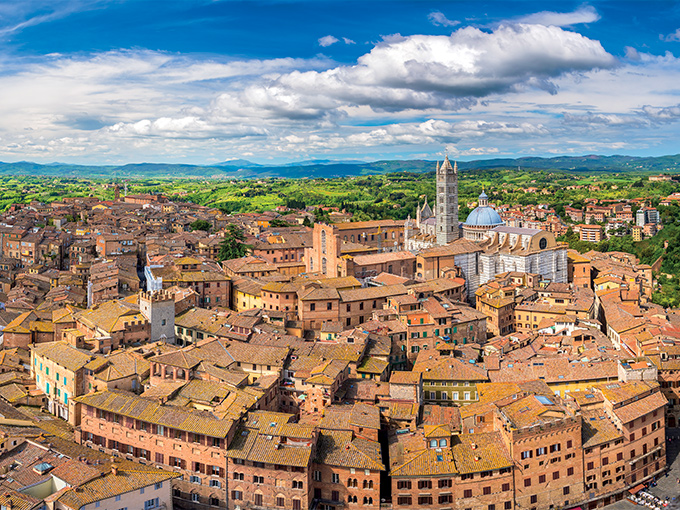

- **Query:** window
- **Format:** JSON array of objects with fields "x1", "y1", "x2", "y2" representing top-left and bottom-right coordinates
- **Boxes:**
[
  {"x1": 209, "y1": 480, "x2": 221, "y2": 488},
  {"x1": 524, "y1": 478, "x2": 531, "y2": 487},
  {"x1": 505, "y1": 502, "x2": 512, "y2": 510},
  {"x1": 567, "y1": 467, "x2": 574, "y2": 476},
  {"x1": 332, "y1": 491, "x2": 340, "y2": 502},
  {"x1": 438, "y1": 479, "x2": 452, "y2": 488},
  {"x1": 418, "y1": 496, "x2": 433, "y2": 505},
  {"x1": 231, "y1": 491, "x2": 243, "y2": 501},
  {"x1": 398, "y1": 497, "x2": 412, "y2": 506},
  {"x1": 483, "y1": 486, "x2": 491, "y2": 495},
  {"x1": 277, "y1": 497, "x2": 285, "y2": 507},
  {"x1": 144, "y1": 499, "x2": 159, "y2": 510},
  {"x1": 116, "y1": 496, "x2": 121, "y2": 502},
  {"x1": 531, "y1": 496, "x2": 537, "y2": 504},
  {"x1": 563, "y1": 487, "x2": 570, "y2": 495},
  {"x1": 552, "y1": 471, "x2": 560, "y2": 480},
  {"x1": 293, "y1": 499, "x2": 301, "y2": 510},
  {"x1": 502, "y1": 483, "x2": 510, "y2": 492},
  {"x1": 439, "y1": 495, "x2": 453, "y2": 504},
  {"x1": 313, "y1": 471, "x2": 322, "y2": 482},
  {"x1": 254, "y1": 494, "x2": 263, "y2": 506},
  {"x1": 154, "y1": 482, "x2": 163, "y2": 490},
  {"x1": 539, "y1": 474, "x2": 546, "y2": 483},
  {"x1": 418, "y1": 480, "x2": 432, "y2": 489},
  {"x1": 397, "y1": 480, "x2": 411, "y2": 489},
  {"x1": 292, "y1": 480, "x2": 304, "y2": 489},
  {"x1": 253, "y1": 475, "x2": 264, "y2": 484},
  {"x1": 332, "y1": 473, "x2": 339, "y2": 483},
  {"x1": 190, "y1": 476, "x2": 201, "y2": 484},
  {"x1": 521, "y1": 450, "x2": 532, "y2": 459},
  {"x1": 464, "y1": 489, "x2": 473, "y2": 498},
  {"x1": 191, "y1": 494, "x2": 199, "y2": 503}
]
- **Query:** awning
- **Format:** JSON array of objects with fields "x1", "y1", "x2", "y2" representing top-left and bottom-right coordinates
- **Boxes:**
[{"x1": 629, "y1": 484, "x2": 646, "y2": 495}]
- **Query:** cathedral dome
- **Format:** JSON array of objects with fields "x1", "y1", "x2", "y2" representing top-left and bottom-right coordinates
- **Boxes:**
[
  {"x1": 464, "y1": 191, "x2": 503, "y2": 227},
  {"x1": 464, "y1": 206, "x2": 503, "y2": 227}
]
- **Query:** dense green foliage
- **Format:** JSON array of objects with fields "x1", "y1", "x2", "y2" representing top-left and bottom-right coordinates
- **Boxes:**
[
  {"x1": 218, "y1": 225, "x2": 251, "y2": 261},
  {"x1": 189, "y1": 219, "x2": 212, "y2": 232}
]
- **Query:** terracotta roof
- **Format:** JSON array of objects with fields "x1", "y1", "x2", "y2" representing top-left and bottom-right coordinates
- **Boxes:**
[
  {"x1": 451, "y1": 432, "x2": 513, "y2": 474},
  {"x1": 76, "y1": 390, "x2": 235, "y2": 437},
  {"x1": 315, "y1": 430, "x2": 384, "y2": 470},
  {"x1": 31, "y1": 341, "x2": 94, "y2": 372},
  {"x1": 57, "y1": 467, "x2": 179, "y2": 509}
]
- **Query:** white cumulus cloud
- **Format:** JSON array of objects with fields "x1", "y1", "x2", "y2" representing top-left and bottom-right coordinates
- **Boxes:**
[
  {"x1": 516, "y1": 6, "x2": 600, "y2": 27},
  {"x1": 662, "y1": 28, "x2": 680, "y2": 42},
  {"x1": 318, "y1": 35, "x2": 339, "y2": 47},
  {"x1": 428, "y1": 11, "x2": 459, "y2": 27}
]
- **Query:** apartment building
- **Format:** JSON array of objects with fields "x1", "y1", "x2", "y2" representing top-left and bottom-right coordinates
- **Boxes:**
[{"x1": 76, "y1": 390, "x2": 237, "y2": 510}]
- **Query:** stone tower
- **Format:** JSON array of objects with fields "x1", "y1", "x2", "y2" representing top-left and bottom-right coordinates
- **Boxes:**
[
  {"x1": 436, "y1": 155, "x2": 459, "y2": 245},
  {"x1": 139, "y1": 290, "x2": 175, "y2": 344}
]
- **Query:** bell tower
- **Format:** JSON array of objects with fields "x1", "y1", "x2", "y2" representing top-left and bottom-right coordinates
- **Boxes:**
[{"x1": 436, "y1": 155, "x2": 459, "y2": 245}]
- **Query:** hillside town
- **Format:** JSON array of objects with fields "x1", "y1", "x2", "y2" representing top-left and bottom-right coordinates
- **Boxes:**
[{"x1": 0, "y1": 160, "x2": 678, "y2": 510}]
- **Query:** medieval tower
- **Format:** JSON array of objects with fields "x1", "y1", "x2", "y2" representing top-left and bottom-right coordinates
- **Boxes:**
[
  {"x1": 436, "y1": 155, "x2": 459, "y2": 245},
  {"x1": 139, "y1": 290, "x2": 176, "y2": 343}
]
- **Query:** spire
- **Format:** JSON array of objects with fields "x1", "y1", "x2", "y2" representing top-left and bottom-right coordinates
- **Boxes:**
[
  {"x1": 440, "y1": 155, "x2": 453, "y2": 171},
  {"x1": 453, "y1": 160, "x2": 458, "y2": 174},
  {"x1": 436, "y1": 161, "x2": 440, "y2": 172}
]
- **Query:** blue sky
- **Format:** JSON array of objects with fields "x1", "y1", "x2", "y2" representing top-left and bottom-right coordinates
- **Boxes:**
[{"x1": 1, "y1": 1, "x2": 680, "y2": 165}]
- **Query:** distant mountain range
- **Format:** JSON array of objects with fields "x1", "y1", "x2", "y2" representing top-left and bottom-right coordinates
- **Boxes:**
[{"x1": 1, "y1": 154, "x2": 678, "y2": 179}]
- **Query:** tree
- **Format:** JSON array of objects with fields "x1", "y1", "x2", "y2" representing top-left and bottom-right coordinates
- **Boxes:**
[
  {"x1": 218, "y1": 224, "x2": 251, "y2": 261},
  {"x1": 269, "y1": 219, "x2": 292, "y2": 228},
  {"x1": 190, "y1": 219, "x2": 212, "y2": 232}
]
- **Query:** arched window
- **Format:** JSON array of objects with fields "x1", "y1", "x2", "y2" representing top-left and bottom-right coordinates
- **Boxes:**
[
  {"x1": 368, "y1": 480, "x2": 373, "y2": 489},
  {"x1": 351, "y1": 235, "x2": 355, "y2": 242},
  {"x1": 369, "y1": 497, "x2": 373, "y2": 505},
  {"x1": 322, "y1": 257, "x2": 327, "y2": 275},
  {"x1": 321, "y1": 230, "x2": 327, "y2": 254},
  {"x1": 430, "y1": 439, "x2": 438, "y2": 447},
  {"x1": 363, "y1": 480, "x2": 368, "y2": 489},
  {"x1": 364, "y1": 497, "x2": 368, "y2": 505},
  {"x1": 439, "y1": 438, "x2": 447, "y2": 447}
]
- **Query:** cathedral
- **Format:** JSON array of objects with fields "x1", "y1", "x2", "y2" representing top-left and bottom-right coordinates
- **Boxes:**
[
  {"x1": 405, "y1": 155, "x2": 461, "y2": 251},
  {"x1": 405, "y1": 156, "x2": 567, "y2": 298}
]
